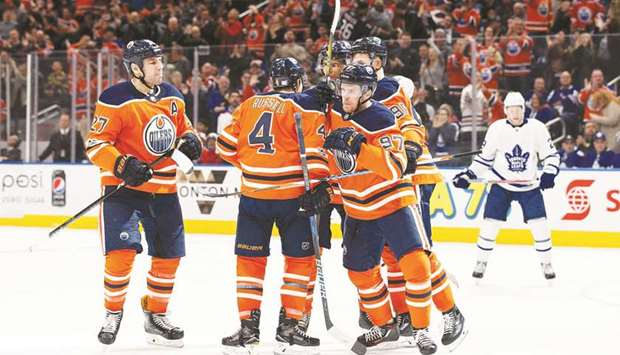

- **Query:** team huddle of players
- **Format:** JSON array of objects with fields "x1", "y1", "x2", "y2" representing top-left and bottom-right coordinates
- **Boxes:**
[
  {"x1": 215, "y1": 37, "x2": 467, "y2": 355},
  {"x1": 88, "y1": 34, "x2": 559, "y2": 354}
]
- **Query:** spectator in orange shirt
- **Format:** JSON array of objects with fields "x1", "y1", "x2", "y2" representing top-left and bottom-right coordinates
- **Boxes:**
[
  {"x1": 579, "y1": 69, "x2": 615, "y2": 121},
  {"x1": 199, "y1": 133, "x2": 224, "y2": 165}
]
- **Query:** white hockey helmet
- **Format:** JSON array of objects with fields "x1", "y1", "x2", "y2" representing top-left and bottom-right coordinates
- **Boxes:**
[{"x1": 504, "y1": 91, "x2": 525, "y2": 115}]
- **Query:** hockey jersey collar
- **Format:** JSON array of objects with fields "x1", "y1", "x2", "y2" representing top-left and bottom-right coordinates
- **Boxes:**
[{"x1": 506, "y1": 118, "x2": 528, "y2": 128}]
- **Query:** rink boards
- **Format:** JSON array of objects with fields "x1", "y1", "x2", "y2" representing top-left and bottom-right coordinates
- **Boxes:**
[{"x1": 1, "y1": 163, "x2": 619, "y2": 247}]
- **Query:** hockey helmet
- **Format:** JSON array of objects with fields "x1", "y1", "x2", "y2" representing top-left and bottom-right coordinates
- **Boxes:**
[{"x1": 271, "y1": 57, "x2": 305, "y2": 91}]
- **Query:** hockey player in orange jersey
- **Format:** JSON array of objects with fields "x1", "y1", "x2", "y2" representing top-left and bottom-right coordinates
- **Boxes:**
[
  {"x1": 350, "y1": 37, "x2": 467, "y2": 351},
  {"x1": 87, "y1": 40, "x2": 202, "y2": 347},
  {"x1": 217, "y1": 57, "x2": 330, "y2": 355},
  {"x1": 308, "y1": 63, "x2": 437, "y2": 353}
]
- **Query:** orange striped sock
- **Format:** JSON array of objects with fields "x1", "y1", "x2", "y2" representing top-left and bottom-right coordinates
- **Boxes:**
[
  {"x1": 304, "y1": 260, "x2": 317, "y2": 315},
  {"x1": 237, "y1": 256, "x2": 267, "y2": 320},
  {"x1": 382, "y1": 245, "x2": 408, "y2": 315},
  {"x1": 429, "y1": 252, "x2": 455, "y2": 313},
  {"x1": 399, "y1": 249, "x2": 432, "y2": 329},
  {"x1": 104, "y1": 249, "x2": 136, "y2": 311},
  {"x1": 349, "y1": 266, "x2": 393, "y2": 326},
  {"x1": 281, "y1": 256, "x2": 313, "y2": 320},
  {"x1": 145, "y1": 257, "x2": 180, "y2": 314}
]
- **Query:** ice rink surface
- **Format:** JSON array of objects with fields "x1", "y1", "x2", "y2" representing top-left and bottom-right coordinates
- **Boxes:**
[{"x1": 1, "y1": 226, "x2": 619, "y2": 355}]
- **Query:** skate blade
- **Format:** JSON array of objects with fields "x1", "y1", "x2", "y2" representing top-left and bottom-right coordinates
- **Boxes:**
[
  {"x1": 274, "y1": 341, "x2": 319, "y2": 355},
  {"x1": 446, "y1": 327, "x2": 469, "y2": 352},
  {"x1": 222, "y1": 344, "x2": 258, "y2": 355},
  {"x1": 145, "y1": 333, "x2": 184, "y2": 348},
  {"x1": 396, "y1": 335, "x2": 417, "y2": 348},
  {"x1": 351, "y1": 338, "x2": 400, "y2": 354}
]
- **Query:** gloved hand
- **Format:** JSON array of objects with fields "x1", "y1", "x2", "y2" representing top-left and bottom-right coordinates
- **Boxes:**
[
  {"x1": 539, "y1": 172, "x2": 556, "y2": 190},
  {"x1": 452, "y1": 169, "x2": 477, "y2": 189},
  {"x1": 323, "y1": 127, "x2": 366, "y2": 156},
  {"x1": 315, "y1": 78, "x2": 338, "y2": 107},
  {"x1": 404, "y1": 140, "x2": 422, "y2": 175},
  {"x1": 176, "y1": 133, "x2": 202, "y2": 161},
  {"x1": 114, "y1": 155, "x2": 153, "y2": 187},
  {"x1": 298, "y1": 181, "x2": 332, "y2": 217}
]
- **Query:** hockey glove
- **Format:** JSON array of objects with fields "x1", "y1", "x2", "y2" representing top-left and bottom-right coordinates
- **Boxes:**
[
  {"x1": 315, "y1": 78, "x2": 338, "y2": 107},
  {"x1": 176, "y1": 133, "x2": 203, "y2": 161},
  {"x1": 323, "y1": 127, "x2": 366, "y2": 156},
  {"x1": 298, "y1": 181, "x2": 332, "y2": 217},
  {"x1": 539, "y1": 172, "x2": 556, "y2": 190},
  {"x1": 452, "y1": 169, "x2": 477, "y2": 189},
  {"x1": 404, "y1": 140, "x2": 422, "y2": 175},
  {"x1": 114, "y1": 155, "x2": 153, "y2": 187}
]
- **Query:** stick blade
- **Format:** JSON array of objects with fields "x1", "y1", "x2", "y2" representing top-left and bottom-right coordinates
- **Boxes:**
[{"x1": 171, "y1": 149, "x2": 194, "y2": 175}]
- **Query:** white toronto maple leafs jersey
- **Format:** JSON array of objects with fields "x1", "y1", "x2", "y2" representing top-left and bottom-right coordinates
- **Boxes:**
[{"x1": 468, "y1": 118, "x2": 560, "y2": 192}]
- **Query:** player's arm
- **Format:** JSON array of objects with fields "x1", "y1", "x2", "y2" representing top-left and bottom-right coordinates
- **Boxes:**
[
  {"x1": 538, "y1": 125, "x2": 560, "y2": 176},
  {"x1": 468, "y1": 123, "x2": 499, "y2": 177},
  {"x1": 86, "y1": 104, "x2": 123, "y2": 172},
  {"x1": 216, "y1": 105, "x2": 242, "y2": 168},
  {"x1": 87, "y1": 103, "x2": 153, "y2": 186},
  {"x1": 302, "y1": 112, "x2": 330, "y2": 181},
  {"x1": 358, "y1": 127, "x2": 407, "y2": 181},
  {"x1": 174, "y1": 100, "x2": 202, "y2": 161}
]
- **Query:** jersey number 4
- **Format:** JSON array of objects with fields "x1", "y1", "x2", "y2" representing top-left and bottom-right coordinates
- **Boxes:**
[{"x1": 249, "y1": 112, "x2": 275, "y2": 154}]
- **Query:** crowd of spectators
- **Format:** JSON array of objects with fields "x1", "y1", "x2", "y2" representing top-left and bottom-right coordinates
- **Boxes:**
[{"x1": 0, "y1": 0, "x2": 620, "y2": 169}]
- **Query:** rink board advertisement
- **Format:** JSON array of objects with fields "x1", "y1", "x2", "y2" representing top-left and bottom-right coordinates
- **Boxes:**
[{"x1": 1, "y1": 164, "x2": 619, "y2": 247}]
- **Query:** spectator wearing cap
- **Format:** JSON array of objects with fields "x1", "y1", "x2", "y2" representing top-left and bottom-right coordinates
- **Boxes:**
[
  {"x1": 547, "y1": 71, "x2": 580, "y2": 136},
  {"x1": 590, "y1": 132, "x2": 615, "y2": 168},
  {"x1": 579, "y1": 69, "x2": 615, "y2": 121},
  {"x1": 558, "y1": 134, "x2": 576, "y2": 167},
  {"x1": 525, "y1": 93, "x2": 556, "y2": 124},
  {"x1": 588, "y1": 90, "x2": 620, "y2": 152},
  {"x1": 567, "y1": 131, "x2": 614, "y2": 168}
]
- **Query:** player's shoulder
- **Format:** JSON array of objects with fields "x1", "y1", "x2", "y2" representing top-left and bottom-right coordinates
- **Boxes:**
[
  {"x1": 353, "y1": 101, "x2": 395, "y2": 133},
  {"x1": 374, "y1": 77, "x2": 400, "y2": 101},
  {"x1": 275, "y1": 91, "x2": 324, "y2": 113},
  {"x1": 159, "y1": 82, "x2": 185, "y2": 101},
  {"x1": 97, "y1": 81, "x2": 140, "y2": 106}
]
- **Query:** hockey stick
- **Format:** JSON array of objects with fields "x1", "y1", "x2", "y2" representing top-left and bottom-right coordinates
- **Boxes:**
[
  {"x1": 293, "y1": 112, "x2": 334, "y2": 330},
  {"x1": 237, "y1": 0, "x2": 270, "y2": 19},
  {"x1": 205, "y1": 148, "x2": 483, "y2": 198},
  {"x1": 45, "y1": 144, "x2": 192, "y2": 241}
]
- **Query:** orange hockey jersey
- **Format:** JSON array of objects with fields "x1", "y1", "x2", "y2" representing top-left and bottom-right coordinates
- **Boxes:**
[
  {"x1": 447, "y1": 53, "x2": 471, "y2": 96},
  {"x1": 328, "y1": 101, "x2": 414, "y2": 221},
  {"x1": 374, "y1": 77, "x2": 442, "y2": 185},
  {"x1": 500, "y1": 34, "x2": 533, "y2": 77},
  {"x1": 570, "y1": 0, "x2": 605, "y2": 31},
  {"x1": 525, "y1": 0, "x2": 552, "y2": 33},
  {"x1": 86, "y1": 81, "x2": 194, "y2": 194},
  {"x1": 216, "y1": 92, "x2": 329, "y2": 200},
  {"x1": 452, "y1": 7, "x2": 480, "y2": 37}
]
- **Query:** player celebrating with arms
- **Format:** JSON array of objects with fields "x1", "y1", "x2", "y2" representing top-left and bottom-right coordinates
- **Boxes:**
[
  {"x1": 87, "y1": 39, "x2": 202, "y2": 347},
  {"x1": 453, "y1": 92, "x2": 560, "y2": 280}
]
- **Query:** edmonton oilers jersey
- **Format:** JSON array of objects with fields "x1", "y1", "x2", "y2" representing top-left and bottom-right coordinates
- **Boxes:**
[{"x1": 87, "y1": 81, "x2": 194, "y2": 194}]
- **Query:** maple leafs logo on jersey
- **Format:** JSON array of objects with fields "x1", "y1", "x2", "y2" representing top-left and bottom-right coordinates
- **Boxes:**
[{"x1": 505, "y1": 144, "x2": 530, "y2": 172}]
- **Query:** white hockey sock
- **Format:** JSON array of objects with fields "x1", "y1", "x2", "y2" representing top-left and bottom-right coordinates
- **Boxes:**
[
  {"x1": 476, "y1": 219, "x2": 501, "y2": 262},
  {"x1": 528, "y1": 218, "x2": 553, "y2": 264}
]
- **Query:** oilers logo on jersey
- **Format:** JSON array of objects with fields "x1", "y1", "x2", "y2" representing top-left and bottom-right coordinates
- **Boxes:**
[
  {"x1": 333, "y1": 149, "x2": 357, "y2": 174},
  {"x1": 143, "y1": 114, "x2": 176, "y2": 155},
  {"x1": 505, "y1": 145, "x2": 530, "y2": 172}
]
